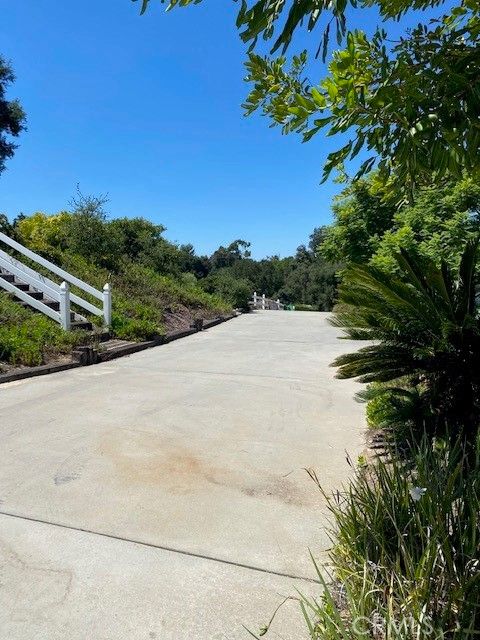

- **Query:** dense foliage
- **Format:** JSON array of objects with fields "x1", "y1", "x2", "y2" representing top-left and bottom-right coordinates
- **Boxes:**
[
  {"x1": 332, "y1": 242, "x2": 480, "y2": 444},
  {"x1": 0, "y1": 56, "x2": 26, "y2": 175},
  {"x1": 202, "y1": 231, "x2": 339, "y2": 310},
  {"x1": 0, "y1": 195, "x2": 340, "y2": 366},
  {"x1": 320, "y1": 175, "x2": 398, "y2": 265},
  {"x1": 320, "y1": 176, "x2": 480, "y2": 271}
]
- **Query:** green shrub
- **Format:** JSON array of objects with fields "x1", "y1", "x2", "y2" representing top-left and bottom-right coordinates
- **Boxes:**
[
  {"x1": 0, "y1": 293, "x2": 88, "y2": 367},
  {"x1": 365, "y1": 385, "x2": 394, "y2": 429},
  {"x1": 201, "y1": 272, "x2": 252, "y2": 310},
  {"x1": 332, "y1": 241, "x2": 480, "y2": 445},
  {"x1": 110, "y1": 314, "x2": 160, "y2": 341},
  {"x1": 293, "y1": 303, "x2": 316, "y2": 311},
  {"x1": 110, "y1": 298, "x2": 162, "y2": 341},
  {"x1": 17, "y1": 253, "x2": 230, "y2": 343}
]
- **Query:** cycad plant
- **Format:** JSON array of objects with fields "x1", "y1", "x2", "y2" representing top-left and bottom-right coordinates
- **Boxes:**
[{"x1": 331, "y1": 240, "x2": 480, "y2": 444}]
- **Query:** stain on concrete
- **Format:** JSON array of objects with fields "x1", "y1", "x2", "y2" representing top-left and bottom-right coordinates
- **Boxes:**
[
  {"x1": 54, "y1": 473, "x2": 80, "y2": 485},
  {"x1": 98, "y1": 428, "x2": 313, "y2": 508},
  {"x1": 0, "y1": 540, "x2": 73, "y2": 609},
  {"x1": 240, "y1": 475, "x2": 307, "y2": 507},
  {"x1": 53, "y1": 449, "x2": 87, "y2": 487},
  {"x1": 98, "y1": 429, "x2": 234, "y2": 495}
]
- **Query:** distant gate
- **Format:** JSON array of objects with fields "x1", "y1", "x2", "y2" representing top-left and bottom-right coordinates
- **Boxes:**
[{"x1": 250, "y1": 292, "x2": 284, "y2": 311}]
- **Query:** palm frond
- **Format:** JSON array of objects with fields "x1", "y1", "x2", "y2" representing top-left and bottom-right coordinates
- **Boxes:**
[{"x1": 330, "y1": 243, "x2": 480, "y2": 442}]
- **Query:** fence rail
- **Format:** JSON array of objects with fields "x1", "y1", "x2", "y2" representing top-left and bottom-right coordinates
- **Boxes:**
[{"x1": 0, "y1": 231, "x2": 111, "y2": 329}]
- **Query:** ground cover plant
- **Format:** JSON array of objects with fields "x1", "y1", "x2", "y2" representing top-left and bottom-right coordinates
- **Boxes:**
[
  {"x1": 0, "y1": 292, "x2": 89, "y2": 367},
  {"x1": 57, "y1": 252, "x2": 231, "y2": 341}
]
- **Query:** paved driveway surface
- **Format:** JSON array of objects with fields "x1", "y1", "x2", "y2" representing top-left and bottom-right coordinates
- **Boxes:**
[{"x1": 0, "y1": 311, "x2": 365, "y2": 639}]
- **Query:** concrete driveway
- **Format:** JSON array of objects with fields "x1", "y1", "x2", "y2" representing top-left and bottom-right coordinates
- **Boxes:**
[{"x1": 0, "y1": 311, "x2": 365, "y2": 639}]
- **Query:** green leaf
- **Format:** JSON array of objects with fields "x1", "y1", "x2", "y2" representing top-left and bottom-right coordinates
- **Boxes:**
[{"x1": 311, "y1": 87, "x2": 326, "y2": 108}]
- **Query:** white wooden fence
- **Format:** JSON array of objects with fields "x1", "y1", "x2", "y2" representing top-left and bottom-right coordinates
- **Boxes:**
[
  {"x1": 0, "y1": 231, "x2": 111, "y2": 330},
  {"x1": 250, "y1": 291, "x2": 284, "y2": 310}
]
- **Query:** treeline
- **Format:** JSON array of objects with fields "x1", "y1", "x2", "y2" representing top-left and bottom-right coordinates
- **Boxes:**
[
  {"x1": 0, "y1": 191, "x2": 232, "y2": 346},
  {"x1": 0, "y1": 190, "x2": 339, "y2": 312},
  {"x1": 202, "y1": 231, "x2": 339, "y2": 310},
  {"x1": 2, "y1": 176, "x2": 479, "y2": 318}
]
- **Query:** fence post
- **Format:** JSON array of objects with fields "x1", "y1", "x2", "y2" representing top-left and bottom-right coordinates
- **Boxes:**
[
  {"x1": 262, "y1": 293, "x2": 266, "y2": 310},
  {"x1": 59, "y1": 281, "x2": 71, "y2": 330},
  {"x1": 103, "y1": 283, "x2": 112, "y2": 327},
  {"x1": 253, "y1": 291, "x2": 257, "y2": 308}
]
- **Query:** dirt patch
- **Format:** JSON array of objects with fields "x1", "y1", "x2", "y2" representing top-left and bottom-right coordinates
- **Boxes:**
[
  {"x1": 0, "y1": 354, "x2": 72, "y2": 376},
  {"x1": 162, "y1": 304, "x2": 223, "y2": 332}
]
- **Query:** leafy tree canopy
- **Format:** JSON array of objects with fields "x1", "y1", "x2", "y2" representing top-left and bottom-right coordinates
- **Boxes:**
[
  {"x1": 210, "y1": 239, "x2": 251, "y2": 270},
  {"x1": 320, "y1": 174, "x2": 397, "y2": 264},
  {"x1": 371, "y1": 178, "x2": 480, "y2": 273},
  {"x1": 0, "y1": 56, "x2": 26, "y2": 175},
  {"x1": 133, "y1": 0, "x2": 480, "y2": 199},
  {"x1": 132, "y1": 0, "x2": 445, "y2": 52},
  {"x1": 15, "y1": 211, "x2": 71, "y2": 262},
  {"x1": 319, "y1": 176, "x2": 480, "y2": 271},
  {"x1": 244, "y1": 4, "x2": 480, "y2": 197}
]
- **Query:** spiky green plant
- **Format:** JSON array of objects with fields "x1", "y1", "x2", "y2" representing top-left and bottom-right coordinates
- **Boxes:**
[
  {"x1": 299, "y1": 437, "x2": 480, "y2": 639},
  {"x1": 331, "y1": 240, "x2": 480, "y2": 443}
]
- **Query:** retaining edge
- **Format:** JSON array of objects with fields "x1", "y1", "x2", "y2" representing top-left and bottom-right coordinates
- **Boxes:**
[{"x1": 0, "y1": 312, "x2": 239, "y2": 385}]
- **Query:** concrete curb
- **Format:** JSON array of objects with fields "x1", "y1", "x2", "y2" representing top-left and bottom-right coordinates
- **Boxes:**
[
  {"x1": 97, "y1": 338, "x2": 164, "y2": 363},
  {"x1": 0, "y1": 361, "x2": 82, "y2": 384},
  {"x1": 0, "y1": 313, "x2": 239, "y2": 385}
]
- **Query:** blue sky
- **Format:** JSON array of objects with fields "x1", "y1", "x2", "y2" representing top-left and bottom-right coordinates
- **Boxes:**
[{"x1": 0, "y1": 1, "x2": 446, "y2": 258}]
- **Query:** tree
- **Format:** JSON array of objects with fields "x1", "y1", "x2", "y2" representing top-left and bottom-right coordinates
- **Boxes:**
[
  {"x1": 210, "y1": 239, "x2": 251, "y2": 270},
  {"x1": 201, "y1": 271, "x2": 252, "y2": 309},
  {"x1": 133, "y1": 0, "x2": 446, "y2": 51},
  {"x1": 66, "y1": 188, "x2": 118, "y2": 267},
  {"x1": 134, "y1": 1, "x2": 479, "y2": 196},
  {"x1": 0, "y1": 213, "x2": 15, "y2": 237},
  {"x1": 244, "y1": 6, "x2": 480, "y2": 198},
  {"x1": 331, "y1": 241, "x2": 480, "y2": 444},
  {"x1": 0, "y1": 56, "x2": 26, "y2": 175},
  {"x1": 279, "y1": 242, "x2": 339, "y2": 309},
  {"x1": 109, "y1": 217, "x2": 166, "y2": 262},
  {"x1": 15, "y1": 211, "x2": 71, "y2": 262},
  {"x1": 308, "y1": 226, "x2": 329, "y2": 254},
  {"x1": 320, "y1": 175, "x2": 397, "y2": 265},
  {"x1": 370, "y1": 178, "x2": 480, "y2": 274},
  {"x1": 319, "y1": 177, "x2": 480, "y2": 271}
]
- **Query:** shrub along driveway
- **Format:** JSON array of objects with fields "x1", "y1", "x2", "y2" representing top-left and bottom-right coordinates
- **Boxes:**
[{"x1": 0, "y1": 311, "x2": 364, "y2": 639}]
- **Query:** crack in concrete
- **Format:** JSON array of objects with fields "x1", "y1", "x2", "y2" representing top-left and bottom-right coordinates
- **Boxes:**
[{"x1": 0, "y1": 510, "x2": 319, "y2": 584}]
